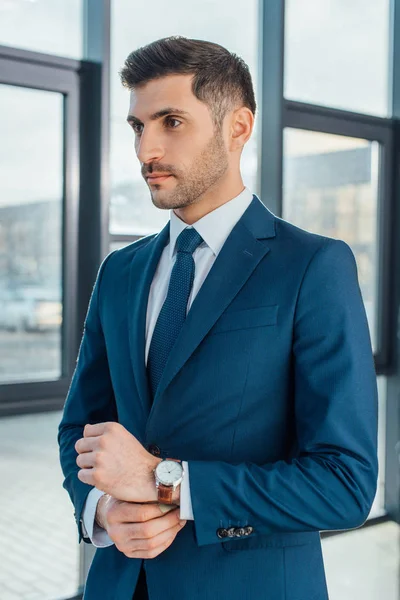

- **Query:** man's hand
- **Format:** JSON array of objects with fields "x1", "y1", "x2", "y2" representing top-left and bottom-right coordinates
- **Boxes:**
[
  {"x1": 96, "y1": 494, "x2": 187, "y2": 559},
  {"x1": 74, "y1": 422, "x2": 162, "y2": 502}
]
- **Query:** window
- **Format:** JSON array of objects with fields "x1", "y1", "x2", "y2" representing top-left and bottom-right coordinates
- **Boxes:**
[
  {"x1": 0, "y1": 84, "x2": 63, "y2": 383},
  {"x1": 283, "y1": 128, "x2": 380, "y2": 351},
  {"x1": 0, "y1": 0, "x2": 83, "y2": 59},
  {"x1": 284, "y1": 0, "x2": 391, "y2": 117}
]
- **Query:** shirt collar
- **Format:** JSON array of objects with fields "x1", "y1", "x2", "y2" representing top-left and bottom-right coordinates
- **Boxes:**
[{"x1": 168, "y1": 186, "x2": 254, "y2": 260}]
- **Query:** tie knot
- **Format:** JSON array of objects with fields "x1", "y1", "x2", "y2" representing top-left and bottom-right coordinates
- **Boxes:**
[{"x1": 176, "y1": 227, "x2": 204, "y2": 254}]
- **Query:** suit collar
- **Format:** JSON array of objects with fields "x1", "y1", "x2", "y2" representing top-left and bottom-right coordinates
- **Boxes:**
[{"x1": 168, "y1": 186, "x2": 254, "y2": 259}]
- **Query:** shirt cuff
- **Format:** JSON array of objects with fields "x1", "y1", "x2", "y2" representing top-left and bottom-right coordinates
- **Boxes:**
[
  {"x1": 179, "y1": 460, "x2": 194, "y2": 520},
  {"x1": 81, "y1": 487, "x2": 115, "y2": 548}
]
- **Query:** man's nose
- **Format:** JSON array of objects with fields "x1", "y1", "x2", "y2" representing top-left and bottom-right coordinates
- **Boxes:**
[{"x1": 136, "y1": 129, "x2": 164, "y2": 164}]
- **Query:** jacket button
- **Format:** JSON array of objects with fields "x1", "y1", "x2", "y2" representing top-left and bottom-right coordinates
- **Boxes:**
[
  {"x1": 235, "y1": 527, "x2": 246, "y2": 537},
  {"x1": 216, "y1": 528, "x2": 228, "y2": 538},
  {"x1": 227, "y1": 527, "x2": 236, "y2": 538},
  {"x1": 148, "y1": 444, "x2": 161, "y2": 456},
  {"x1": 243, "y1": 526, "x2": 253, "y2": 535}
]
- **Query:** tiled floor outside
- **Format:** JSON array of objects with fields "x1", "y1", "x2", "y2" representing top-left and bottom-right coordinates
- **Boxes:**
[
  {"x1": 0, "y1": 411, "x2": 398, "y2": 600},
  {"x1": 323, "y1": 521, "x2": 399, "y2": 600},
  {"x1": 0, "y1": 411, "x2": 79, "y2": 600}
]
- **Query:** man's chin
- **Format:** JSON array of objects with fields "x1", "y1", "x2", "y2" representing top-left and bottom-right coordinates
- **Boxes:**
[{"x1": 150, "y1": 191, "x2": 177, "y2": 210}]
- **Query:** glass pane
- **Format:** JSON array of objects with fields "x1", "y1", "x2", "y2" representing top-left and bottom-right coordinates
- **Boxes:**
[
  {"x1": 110, "y1": 0, "x2": 260, "y2": 235},
  {"x1": 0, "y1": 85, "x2": 63, "y2": 383},
  {"x1": 0, "y1": 0, "x2": 83, "y2": 59},
  {"x1": 284, "y1": 0, "x2": 391, "y2": 117},
  {"x1": 0, "y1": 411, "x2": 79, "y2": 599},
  {"x1": 282, "y1": 128, "x2": 379, "y2": 351}
]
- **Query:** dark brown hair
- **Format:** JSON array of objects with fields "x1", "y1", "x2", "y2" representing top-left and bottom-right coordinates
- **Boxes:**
[{"x1": 119, "y1": 36, "x2": 256, "y2": 129}]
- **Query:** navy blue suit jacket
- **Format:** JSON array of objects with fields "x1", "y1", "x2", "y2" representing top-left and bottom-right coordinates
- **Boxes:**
[{"x1": 58, "y1": 194, "x2": 378, "y2": 600}]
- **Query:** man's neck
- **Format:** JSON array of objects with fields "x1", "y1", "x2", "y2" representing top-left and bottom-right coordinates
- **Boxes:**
[{"x1": 173, "y1": 182, "x2": 246, "y2": 225}]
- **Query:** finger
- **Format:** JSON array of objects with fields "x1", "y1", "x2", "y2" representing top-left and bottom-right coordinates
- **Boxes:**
[
  {"x1": 76, "y1": 452, "x2": 95, "y2": 468},
  {"x1": 129, "y1": 507, "x2": 182, "y2": 540},
  {"x1": 75, "y1": 437, "x2": 96, "y2": 453},
  {"x1": 77, "y1": 468, "x2": 95, "y2": 486},
  {"x1": 126, "y1": 520, "x2": 185, "y2": 558},
  {"x1": 83, "y1": 423, "x2": 108, "y2": 437},
  {"x1": 112, "y1": 502, "x2": 177, "y2": 525},
  {"x1": 109, "y1": 512, "x2": 186, "y2": 549}
]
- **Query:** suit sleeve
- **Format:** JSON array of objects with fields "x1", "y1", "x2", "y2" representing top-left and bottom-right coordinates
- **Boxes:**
[
  {"x1": 57, "y1": 250, "x2": 118, "y2": 544},
  {"x1": 187, "y1": 239, "x2": 379, "y2": 547}
]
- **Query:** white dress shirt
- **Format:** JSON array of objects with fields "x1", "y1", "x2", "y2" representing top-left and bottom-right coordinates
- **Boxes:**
[{"x1": 81, "y1": 186, "x2": 254, "y2": 546}]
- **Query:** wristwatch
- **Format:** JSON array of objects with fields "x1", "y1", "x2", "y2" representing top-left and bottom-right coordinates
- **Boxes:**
[{"x1": 154, "y1": 458, "x2": 183, "y2": 504}]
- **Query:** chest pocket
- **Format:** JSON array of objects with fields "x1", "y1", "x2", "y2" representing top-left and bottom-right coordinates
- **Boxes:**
[{"x1": 209, "y1": 304, "x2": 278, "y2": 335}]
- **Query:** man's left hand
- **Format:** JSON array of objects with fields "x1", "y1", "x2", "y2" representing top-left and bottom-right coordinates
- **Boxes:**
[{"x1": 75, "y1": 422, "x2": 161, "y2": 502}]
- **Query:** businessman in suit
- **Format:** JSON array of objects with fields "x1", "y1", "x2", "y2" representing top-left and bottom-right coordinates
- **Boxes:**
[{"x1": 58, "y1": 36, "x2": 378, "y2": 600}]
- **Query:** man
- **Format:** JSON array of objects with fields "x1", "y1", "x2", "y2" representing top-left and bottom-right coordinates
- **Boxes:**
[{"x1": 58, "y1": 36, "x2": 378, "y2": 600}]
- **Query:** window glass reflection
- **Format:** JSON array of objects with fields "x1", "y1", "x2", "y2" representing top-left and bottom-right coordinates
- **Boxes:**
[
  {"x1": 283, "y1": 128, "x2": 379, "y2": 352},
  {"x1": 0, "y1": 85, "x2": 63, "y2": 383}
]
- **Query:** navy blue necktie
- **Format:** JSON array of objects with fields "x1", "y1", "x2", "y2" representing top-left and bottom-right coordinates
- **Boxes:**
[{"x1": 147, "y1": 227, "x2": 204, "y2": 399}]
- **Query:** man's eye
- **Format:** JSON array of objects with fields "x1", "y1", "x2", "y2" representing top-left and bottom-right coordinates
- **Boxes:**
[
  {"x1": 132, "y1": 123, "x2": 143, "y2": 135},
  {"x1": 165, "y1": 117, "x2": 181, "y2": 129},
  {"x1": 131, "y1": 118, "x2": 181, "y2": 135}
]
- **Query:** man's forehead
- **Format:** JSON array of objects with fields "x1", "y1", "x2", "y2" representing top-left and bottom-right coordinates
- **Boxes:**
[
  {"x1": 127, "y1": 74, "x2": 203, "y2": 115},
  {"x1": 130, "y1": 73, "x2": 191, "y2": 99}
]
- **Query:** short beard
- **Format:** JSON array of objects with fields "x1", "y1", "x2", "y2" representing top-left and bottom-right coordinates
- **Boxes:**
[{"x1": 150, "y1": 128, "x2": 229, "y2": 210}]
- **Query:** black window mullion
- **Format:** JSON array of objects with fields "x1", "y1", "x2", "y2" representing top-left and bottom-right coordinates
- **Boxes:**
[{"x1": 284, "y1": 99, "x2": 393, "y2": 142}]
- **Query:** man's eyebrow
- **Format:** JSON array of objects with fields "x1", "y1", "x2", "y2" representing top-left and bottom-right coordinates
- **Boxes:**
[{"x1": 126, "y1": 108, "x2": 190, "y2": 125}]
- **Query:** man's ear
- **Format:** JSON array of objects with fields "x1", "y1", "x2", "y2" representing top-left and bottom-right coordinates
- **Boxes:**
[{"x1": 229, "y1": 106, "x2": 254, "y2": 151}]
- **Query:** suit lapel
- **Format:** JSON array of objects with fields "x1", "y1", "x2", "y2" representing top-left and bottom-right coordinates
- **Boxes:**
[
  {"x1": 128, "y1": 222, "x2": 170, "y2": 412},
  {"x1": 127, "y1": 194, "x2": 276, "y2": 417}
]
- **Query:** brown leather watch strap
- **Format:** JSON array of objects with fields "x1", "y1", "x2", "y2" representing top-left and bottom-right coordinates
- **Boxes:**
[{"x1": 157, "y1": 458, "x2": 182, "y2": 505}]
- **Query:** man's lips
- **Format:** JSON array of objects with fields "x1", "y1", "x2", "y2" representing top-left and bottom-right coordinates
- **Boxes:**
[{"x1": 146, "y1": 174, "x2": 173, "y2": 182}]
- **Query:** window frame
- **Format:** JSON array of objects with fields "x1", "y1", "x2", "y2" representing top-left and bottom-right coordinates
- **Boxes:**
[{"x1": 0, "y1": 46, "x2": 80, "y2": 416}]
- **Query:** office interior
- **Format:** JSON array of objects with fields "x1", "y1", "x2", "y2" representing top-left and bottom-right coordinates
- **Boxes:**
[{"x1": 0, "y1": 1, "x2": 399, "y2": 599}]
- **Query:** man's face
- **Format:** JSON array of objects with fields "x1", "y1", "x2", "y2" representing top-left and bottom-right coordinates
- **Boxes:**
[{"x1": 127, "y1": 74, "x2": 230, "y2": 211}]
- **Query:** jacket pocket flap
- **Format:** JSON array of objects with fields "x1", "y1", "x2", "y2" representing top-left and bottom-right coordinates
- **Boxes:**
[
  {"x1": 222, "y1": 531, "x2": 315, "y2": 552},
  {"x1": 210, "y1": 304, "x2": 278, "y2": 335}
]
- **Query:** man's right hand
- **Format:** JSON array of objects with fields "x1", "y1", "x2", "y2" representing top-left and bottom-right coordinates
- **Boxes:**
[{"x1": 95, "y1": 494, "x2": 187, "y2": 559}]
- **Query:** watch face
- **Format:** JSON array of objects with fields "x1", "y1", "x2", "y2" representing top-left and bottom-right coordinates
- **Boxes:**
[{"x1": 156, "y1": 460, "x2": 183, "y2": 486}]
